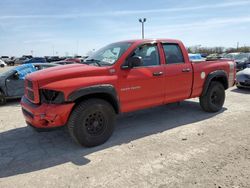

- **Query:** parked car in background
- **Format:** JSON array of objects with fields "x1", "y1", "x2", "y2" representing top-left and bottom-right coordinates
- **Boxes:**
[
  {"x1": 223, "y1": 53, "x2": 250, "y2": 71},
  {"x1": 188, "y1": 53, "x2": 206, "y2": 62},
  {"x1": 14, "y1": 57, "x2": 29, "y2": 65},
  {"x1": 0, "y1": 59, "x2": 7, "y2": 67},
  {"x1": 65, "y1": 58, "x2": 81, "y2": 63},
  {"x1": 23, "y1": 55, "x2": 33, "y2": 59},
  {"x1": 234, "y1": 53, "x2": 250, "y2": 71},
  {"x1": 5, "y1": 56, "x2": 16, "y2": 66},
  {"x1": 0, "y1": 63, "x2": 59, "y2": 105},
  {"x1": 53, "y1": 60, "x2": 76, "y2": 65},
  {"x1": 0, "y1": 56, "x2": 10, "y2": 63},
  {"x1": 223, "y1": 53, "x2": 240, "y2": 60},
  {"x1": 46, "y1": 56, "x2": 64, "y2": 62},
  {"x1": 23, "y1": 57, "x2": 47, "y2": 64},
  {"x1": 206, "y1": 53, "x2": 223, "y2": 61},
  {"x1": 236, "y1": 66, "x2": 250, "y2": 89}
]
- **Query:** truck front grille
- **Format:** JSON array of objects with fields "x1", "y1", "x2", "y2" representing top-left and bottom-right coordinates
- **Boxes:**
[
  {"x1": 27, "y1": 80, "x2": 33, "y2": 89},
  {"x1": 25, "y1": 79, "x2": 39, "y2": 103},
  {"x1": 27, "y1": 90, "x2": 34, "y2": 101}
]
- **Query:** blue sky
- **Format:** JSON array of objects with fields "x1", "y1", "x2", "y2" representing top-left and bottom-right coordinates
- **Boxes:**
[{"x1": 0, "y1": 0, "x2": 250, "y2": 56}]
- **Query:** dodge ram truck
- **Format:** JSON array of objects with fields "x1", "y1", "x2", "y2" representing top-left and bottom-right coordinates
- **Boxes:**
[{"x1": 21, "y1": 39, "x2": 236, "y2": 147}]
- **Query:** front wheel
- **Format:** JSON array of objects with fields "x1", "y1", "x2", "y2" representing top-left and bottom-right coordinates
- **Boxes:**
[
  {"x1": 68, "y1": 98, "x2": 116, "y2": 147},
  {"x1": 199, "y1": 81, "x2": 225, "y2": 112}
]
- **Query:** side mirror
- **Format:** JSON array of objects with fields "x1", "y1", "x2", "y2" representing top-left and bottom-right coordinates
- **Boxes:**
[
  {"x1": 122, "y1": 56, "x2": 142, "y2": 69},
  {"x1": 13, "y1": 72, "x2": 19, "y2": 79}
]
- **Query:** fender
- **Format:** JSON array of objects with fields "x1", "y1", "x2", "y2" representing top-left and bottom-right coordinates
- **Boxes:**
[
  {"x1": 201, "y1": 70, "x2": 228, "y2": 96},
  {"x1": 67, "y1": 84, "x2": 120, "y2": 113}
]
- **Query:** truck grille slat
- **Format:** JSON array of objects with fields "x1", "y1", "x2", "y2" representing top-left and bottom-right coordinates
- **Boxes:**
[{"x1": 25, "y1": 79, "x2": 39, "y2": 103}]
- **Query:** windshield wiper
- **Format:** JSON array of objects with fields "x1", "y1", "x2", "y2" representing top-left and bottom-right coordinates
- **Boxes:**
[{"x1": 84, "y1": 59, "x2": 102, "y2": 67}]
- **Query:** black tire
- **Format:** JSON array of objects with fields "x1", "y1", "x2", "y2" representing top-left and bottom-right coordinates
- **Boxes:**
[
  {"x1": 199, "y1": 81, "x2": 225, "y2": 112},
  {"x1": 68, "y1": 98, "x2": 116, "y2": 147},
  {"x1": 0, "y1": 91, "x2": 6, "y2": 105}
]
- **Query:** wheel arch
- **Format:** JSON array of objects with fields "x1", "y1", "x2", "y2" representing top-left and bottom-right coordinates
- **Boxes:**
[
  {"x1": 0, "y1": 87, "x2": 6, "y2": 95},
  {"x1": 201, "y1": 70, "x2": 228, "y2": 96},
  {"x1": 67, "y1": 84, "x2": 120, "y2": 114}
]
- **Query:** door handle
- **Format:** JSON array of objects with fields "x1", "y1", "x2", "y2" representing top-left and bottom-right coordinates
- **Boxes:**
[
  {"x1": 182, "y1": 68, "x2": 191, "y2": 72},
  {"x1": 153, "y1": 72, "x2": 164, "y2": 76}
]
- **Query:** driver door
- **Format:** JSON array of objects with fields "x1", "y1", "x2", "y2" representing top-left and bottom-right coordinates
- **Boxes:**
[
  {"x1": 6, "y1": 73, "x2": 24, "y2": 97},
  {"x1": 118, "y1": 43, "x2": 165, "y2": 112}
]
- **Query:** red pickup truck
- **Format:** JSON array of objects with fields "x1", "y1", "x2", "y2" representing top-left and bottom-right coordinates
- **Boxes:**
[{"x1": 21, "y1": 39, "x2": 236, "y2": 147}]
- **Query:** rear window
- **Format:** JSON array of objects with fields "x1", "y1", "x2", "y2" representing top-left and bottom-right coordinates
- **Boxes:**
[{"x1": 162, "y1": 44, "x2": 184, "y2": 64}]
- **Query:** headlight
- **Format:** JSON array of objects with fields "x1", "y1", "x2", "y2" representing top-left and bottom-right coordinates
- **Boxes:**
[{"x1": 40, "y1": 89, "x2": 65, "y2": 104}]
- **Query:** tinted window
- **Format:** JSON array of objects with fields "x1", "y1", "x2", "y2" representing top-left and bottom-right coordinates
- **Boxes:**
[
  {"x1": 131, "y1": 44, "x2": 160, "y2": 66},
  {"x1": 163, "y1": 44, "x2": 184, "y2": 64}
]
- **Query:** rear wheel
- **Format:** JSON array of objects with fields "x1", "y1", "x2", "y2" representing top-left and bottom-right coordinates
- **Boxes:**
[
  {"x1": 199, "y1": 81, "x2": 225, "y2": 112},
  {"x1": 0, "y1": 91, "x2": 6, "y2": 105},
  {"x1": 68, "y1": 98, "x2": 115, "y2": 147}
]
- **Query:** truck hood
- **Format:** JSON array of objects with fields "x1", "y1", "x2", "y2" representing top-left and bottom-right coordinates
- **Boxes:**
[{"x1": 26, "y1": 64, "x2": 110, "y2": 86}]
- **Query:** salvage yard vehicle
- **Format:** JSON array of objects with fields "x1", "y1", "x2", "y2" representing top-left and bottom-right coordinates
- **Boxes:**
[
  {"x1": 53, "y1": 60, "x2": 77, "y2": 65},
  {"x1": 0, "y1": 59, "x2": 6, "y2": 68},
  {"x1": 21, "y1": 39, "x2": 236, "y2": 147},
  {"x1": 188, "y1": 53, "x2": 206, "y2": 62},
  {"x1": 5, "y1": 56, "x2": 16, "y2": 66},
  {"x1": 65, "y1": 58, "x2": 81, "y2": 63},
  {"x1": 234, "y1": 53, "x2": 250, "y2": 71},
  {"x1": 0, "y1": 63, "x2": 58, "y2": 105},
  {"x1": 236, "y1": 65, "x2": 250, "y2": 89},
  {"x1": 23, "y1": 57, "x2": 47, "y2": 64},
  {"x1": 223, "y1": 53, "x2": 250, "y2": 71},
  {"x1": 14, "y1": 57, "x2": 29, "y2": 65},
  {"x1": 0, "y1": 56, "x2": 10, "y2": 63}
]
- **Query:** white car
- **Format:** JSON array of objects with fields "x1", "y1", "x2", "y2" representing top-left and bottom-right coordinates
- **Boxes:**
[{"x1": 0, "y1": 59, "x2": 6, "y2": 67}]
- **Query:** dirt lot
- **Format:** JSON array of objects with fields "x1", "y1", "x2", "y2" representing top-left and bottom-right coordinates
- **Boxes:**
[{"x1": 0, "y1": 66, "x2": 250, "y2": 188}]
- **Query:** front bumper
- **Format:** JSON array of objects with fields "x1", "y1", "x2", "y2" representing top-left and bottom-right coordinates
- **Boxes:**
[
  {"x1": 21, "y1": 96, "x2": 75, "y2": 129},
  {"x1": 236, "y1": 79, "x2": 250, "y2": 88}
]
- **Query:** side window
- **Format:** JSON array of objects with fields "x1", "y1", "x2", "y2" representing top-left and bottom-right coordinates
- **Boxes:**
[
  {"x1": 131, "y1": 44, "x2": 160, "y2": 67},
  {"x1": 163, "y1": 44, "x2": 184, "y2": 64}
]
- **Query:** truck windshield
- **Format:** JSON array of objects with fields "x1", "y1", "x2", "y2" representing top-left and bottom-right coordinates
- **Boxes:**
[{"x1": 84, "y1": 42, "x2": 132, "y2": 66}]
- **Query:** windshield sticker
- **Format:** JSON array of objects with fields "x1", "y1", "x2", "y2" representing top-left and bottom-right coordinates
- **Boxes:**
[{"x1": 103, "y1": 58, "x2": 115, "y2": 64}]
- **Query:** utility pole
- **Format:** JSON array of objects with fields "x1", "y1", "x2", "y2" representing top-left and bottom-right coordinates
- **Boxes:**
[{"x1": 139, "y1": 18, "x2": 146, "y2": 39}]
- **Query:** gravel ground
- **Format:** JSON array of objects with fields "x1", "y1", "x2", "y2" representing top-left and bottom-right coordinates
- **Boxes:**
[{"x1": 0, "y1": 66, "x2": 249, "y2": 188}]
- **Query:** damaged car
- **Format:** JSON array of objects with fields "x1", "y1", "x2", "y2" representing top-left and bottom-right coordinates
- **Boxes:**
[
  {"x1": 236, "y1": 65, "x2": 250, "y2": 89},
  {"x1": 0, "y1": 63, "x2": 58, "y2": 105}
]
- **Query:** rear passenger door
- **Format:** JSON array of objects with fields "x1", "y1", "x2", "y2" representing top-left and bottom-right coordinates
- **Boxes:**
[{"x1": 162, "y1": 43, "x2": 193, "y2": 103}]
